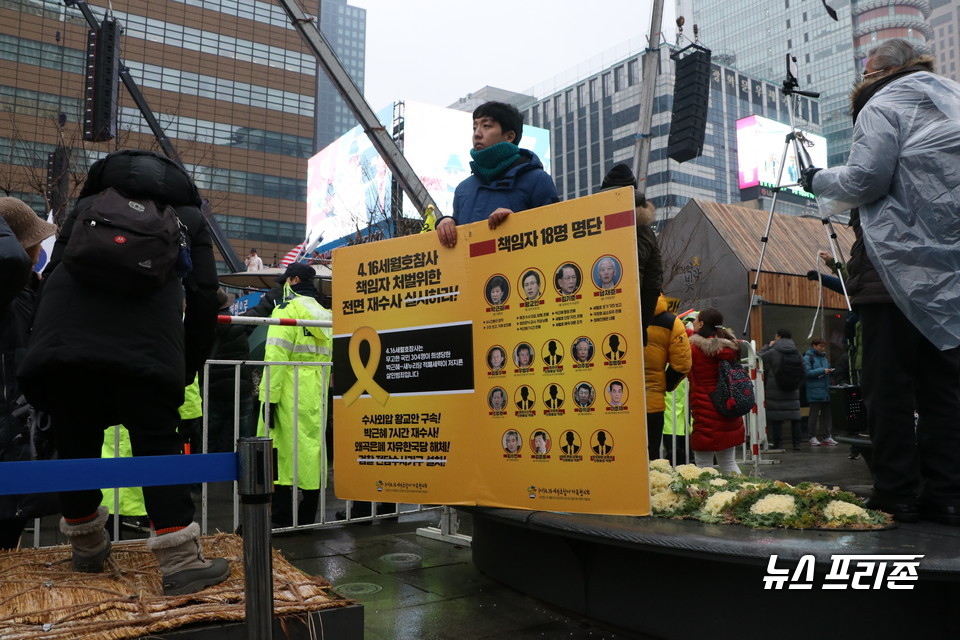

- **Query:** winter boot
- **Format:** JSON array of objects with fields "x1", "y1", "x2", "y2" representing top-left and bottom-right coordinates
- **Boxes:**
[
  {"x1": 147, "y1": 522, "x2": 230, "y2": 596},
  {"x1": 60, "y1": 506, "x2": 112, "y2": 573}
]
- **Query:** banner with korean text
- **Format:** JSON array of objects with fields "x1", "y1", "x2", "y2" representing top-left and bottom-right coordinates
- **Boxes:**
[{"x1": 332, "y1": 188, "x2": 650, "y2": 515}]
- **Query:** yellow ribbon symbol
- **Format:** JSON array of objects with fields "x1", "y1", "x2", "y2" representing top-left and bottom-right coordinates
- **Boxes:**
[{"x1": 342, "y1": 326, "x2": 390, "y2": 407}]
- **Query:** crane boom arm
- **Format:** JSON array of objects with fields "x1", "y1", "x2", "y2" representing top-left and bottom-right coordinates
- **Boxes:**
[{"x1": 275, "y1": 0, "x2": 439, "y2": 219}]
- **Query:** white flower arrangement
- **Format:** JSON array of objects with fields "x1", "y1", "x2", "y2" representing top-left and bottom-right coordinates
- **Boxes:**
[
  {"x1": 651, "y1": 490, "x2": 687, "y2": 513},
  {"x1": 749, "y1": 494, "x2": 797, "y2": 516},
  {"x1": 823, "y1": 500, "x2": 869, "y2": 520},
  {"x1": 675, "y1": 464, "x2": 710, "y2": 480},
  {"x1": 702, "y1": 490, "x2": 739, "y2": 515},
  {"x1": 649, "y1": 459, "x2": 674, "y2": 473},
  {"x1": 646, "y1": 463, "x2": 890, "y2": 529},
  {"x1": 649, "y1": 470, "x2": 675, "y2": 491}
]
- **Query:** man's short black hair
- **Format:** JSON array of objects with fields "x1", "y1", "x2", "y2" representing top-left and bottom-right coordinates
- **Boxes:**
[
  {"x1": 776, "y1": 328, "x2": 792, "y2": 339},
  {"x1": 473, "y1": 101, "x2": 523, "y2": 146}
]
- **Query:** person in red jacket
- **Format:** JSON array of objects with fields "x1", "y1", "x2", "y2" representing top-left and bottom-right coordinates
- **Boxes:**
[{"x1": 687, "y1": 308, "x2": 745, "y2": 474}]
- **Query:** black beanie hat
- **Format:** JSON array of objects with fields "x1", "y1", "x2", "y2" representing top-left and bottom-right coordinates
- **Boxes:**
[{"x1": 600, "y1": 163, "x2": 637, "y2": 190}]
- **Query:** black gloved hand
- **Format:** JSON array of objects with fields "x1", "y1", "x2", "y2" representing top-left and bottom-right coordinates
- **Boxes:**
[
  {"x1": 266, "y1": 403, "x2": 279, "y2": 431},
  {"x1": 799, "y1": 167, "x2": 821, "y2": 194}
]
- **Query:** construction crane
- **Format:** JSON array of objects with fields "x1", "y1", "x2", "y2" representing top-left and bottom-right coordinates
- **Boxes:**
[{"x1": 275, "y1": 0, "x2": 439, "y2": 220}]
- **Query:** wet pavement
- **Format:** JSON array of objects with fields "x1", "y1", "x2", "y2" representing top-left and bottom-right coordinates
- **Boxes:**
[
  {"x1": 270, "y1": 444, "x2": 873, "y2": 640},
  {"x1": 16, "y1": 443, "x2": 873, "y2": 639}
]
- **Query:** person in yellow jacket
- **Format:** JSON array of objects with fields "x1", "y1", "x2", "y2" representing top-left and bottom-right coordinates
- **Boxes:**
[
  {"x1": 643, "y1": 296, "x2": 692, "y2": 461},
  {"x1": 258, "y1": 263, "x2": 332, "y2": 528}
]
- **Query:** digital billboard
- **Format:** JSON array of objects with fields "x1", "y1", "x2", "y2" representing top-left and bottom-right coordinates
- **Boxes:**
[
  {"x1": 306, "y1": 101, "x2": 551, "y2": 254},
  {"x1": 735, "y1": 114, "x2": 827, "y2": 200}
]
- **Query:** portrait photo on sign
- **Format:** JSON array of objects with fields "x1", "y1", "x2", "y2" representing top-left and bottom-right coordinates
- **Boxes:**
[
  {"x1": 519, "y1": 268, "x2": 544, "y2": 301},
  {"x1": 603, "y1": 333, "x2": 627, "y2": 361},
  {"x1": 530, "y1": 429, "x2": 551, "y2": 454},
  {"x1": 487, "y1": 345, "x2": 507, "y2": 371},
  {"x1": 514, "y1": 342, "x2": 535, "y2": 369},
  {"x1": 514, "y1": 385, "x2": 536, "y2": 410},
  {"x1": 485, "y1": 274, "x2": 510, "y2": 306},
  {"x1": 554, "y1": 262, "x2": 582, "y2": 296},
  {"x1": 559, "y1": 430, "x2": 582, "y2": 455},
  {"x1": 541, "y1": 338, "x2": 564, "y2": 366},
  {"x1": 571, "y1": 336, "x2": 594, "y2": 363},
  {"x1": 592, "y1": 255, "x2": 622, "y2": 289},
  {"x1": 591, "y1": 429, "x2": 614, "y2": 454},
  {"x1": 489, "y1": 386, "x2": 507, "y2": 411},
  {"x1": 573, "y1": 381, "x2": 595, "y2": 407},
  {"x1": 606, "y1": 379, "x2": 628, "y2": 407},
  {"x1": 503, "y1": 429, "x2": 522, "y2": 454},
  {"x1": 542, "y1": 383, "x2": 565, "y2": 409}
]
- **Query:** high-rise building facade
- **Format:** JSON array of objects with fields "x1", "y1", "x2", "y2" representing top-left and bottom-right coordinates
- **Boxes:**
[
  {"x1": 1, "y1": 0, "x2": 327, "y2": 268},
  {"x1": 929, "y1": 0, "x2": 960, "y2": 81},
  {"x1": 688, "y1": 0, "x2": 931, "y2": 167},
  {"x1": 462, "y1": 47, "x2": 822, "y2": 224},
  {"x1": 314, "y1": 0, "x2": 365, "y2": 149}
]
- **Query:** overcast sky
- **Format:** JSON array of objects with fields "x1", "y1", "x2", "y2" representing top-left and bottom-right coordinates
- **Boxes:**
[{"x1": 350, "y1": 0, "x2": 681, "y2": 111}]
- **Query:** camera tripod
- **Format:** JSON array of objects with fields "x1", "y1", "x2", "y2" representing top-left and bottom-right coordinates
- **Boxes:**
[{"x1": 742, "y1": 54, "x2": 852, "y2": 338}]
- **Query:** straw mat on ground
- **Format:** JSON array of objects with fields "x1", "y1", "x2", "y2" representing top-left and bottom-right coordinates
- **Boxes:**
[{"x1": 0, "y1": 533, "x2": 351, "y2": 639}]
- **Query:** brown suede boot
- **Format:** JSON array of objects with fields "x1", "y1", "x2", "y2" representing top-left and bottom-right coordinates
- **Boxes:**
[
  {"x1": 147, "y1": 522, "x2": 230, "y2": 596},
  {"x1": 60, "y1": 506, "x2": 112, "y2": 573}
]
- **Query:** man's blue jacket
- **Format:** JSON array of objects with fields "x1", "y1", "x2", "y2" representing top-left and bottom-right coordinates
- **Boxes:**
[{"x1": 452, "y1": 149, "x2": 558, "y2": 225}]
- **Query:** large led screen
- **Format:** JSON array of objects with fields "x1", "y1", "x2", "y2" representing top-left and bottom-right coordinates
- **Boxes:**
[
  {"x1": 306, "y1": 101, "x2": 551, "y2": 253},
  {"x1": 736, "y1": 114, "x2": 827, "y2": 200}
]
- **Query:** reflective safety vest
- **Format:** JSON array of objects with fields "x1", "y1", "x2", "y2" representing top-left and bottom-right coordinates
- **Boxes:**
[
  {"x1": 258, "y1": 289, "x2": 333, "y2": 490},
  {"x1": 663, "y1": 378, "x2": 690, "y2": 436},
  {"x1": 100, "y1": 425, "x2": 146, "y2": 516}
]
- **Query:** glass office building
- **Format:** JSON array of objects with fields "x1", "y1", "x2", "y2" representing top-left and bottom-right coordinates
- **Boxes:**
[
  {"x1": 0, "y1": 0, "x2": 347, "y2": 267},
  {"x1": 314, "y1": 0, "x2": 365, "y2": 149},
  {"x1": 487, "y1": 47, "x2": 822, "y2": 224},
  {"x1": 689, "y1": 0, "x2": 932, "y2": 167}
]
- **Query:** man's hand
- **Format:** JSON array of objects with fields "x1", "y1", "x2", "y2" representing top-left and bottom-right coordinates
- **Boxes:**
[
  {"x1": 488, "y1": 208, "x2": 513, "y2": 230},
  {"x1": 799, "y1": 167, "x2": 821, "y2": 194},
  {"x1": 818, "y1": 250, "x2": 831, "y2": 262},
  {"x1": 437, "y1": 217, "x2": 457, "y2": 248}
]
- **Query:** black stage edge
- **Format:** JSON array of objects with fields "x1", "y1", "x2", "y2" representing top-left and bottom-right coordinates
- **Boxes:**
[
  {"x1": 465, "y1": 507, "x2": 960, "y2": 640},
  {"x1": 156, "y1": 603, "x2": 363, "y2": 639}
]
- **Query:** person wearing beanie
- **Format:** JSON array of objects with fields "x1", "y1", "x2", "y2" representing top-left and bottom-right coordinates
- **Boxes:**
[
  {"x1": 0, "y1": 198, "x2": 58, "y2": 549},
  {"x1": 597, "y1": 163, "x2": 663, "y2": 345},
  {"x1": 436, "y1": 101, "x2": 559, "y2": 248}
]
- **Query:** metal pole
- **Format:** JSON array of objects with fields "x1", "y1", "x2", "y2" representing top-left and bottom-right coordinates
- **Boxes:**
[
  {"x1": 238, "y1": 437, "x2": 275, "y2": 640},
  {"x1": 633, "y1": 0, "x2": 666, "y2": 191}
]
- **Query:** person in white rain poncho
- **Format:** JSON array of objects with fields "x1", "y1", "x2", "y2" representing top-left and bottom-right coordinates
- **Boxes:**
[{"x1": 800, "y1": 39, "x2": 960, "y2": 525}]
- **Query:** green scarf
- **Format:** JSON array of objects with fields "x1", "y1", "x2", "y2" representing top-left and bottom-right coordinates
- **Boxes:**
[{"x1": 470, "y1": 142, "x2": 521, "y2": 182}]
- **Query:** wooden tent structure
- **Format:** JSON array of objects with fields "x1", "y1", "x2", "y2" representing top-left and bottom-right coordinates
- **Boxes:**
[{"x1": 659, "y1": 199, "x2": 855, "y2": 351}]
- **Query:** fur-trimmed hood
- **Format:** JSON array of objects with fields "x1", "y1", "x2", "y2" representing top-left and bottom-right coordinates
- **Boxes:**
[
  {"x1": 850, "y1": 54, "x2": 935, "y2": 115},
  {"x1": 689, "y1": 330, "x2": 739, "y2": 356},
  {"x1": 636, "y1": 196, "x2": 655, "y2": 226}
]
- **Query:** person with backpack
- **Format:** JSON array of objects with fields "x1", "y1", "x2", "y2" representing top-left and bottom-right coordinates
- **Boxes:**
[
  {"x1": 760, "y1": 329, "x2": 805, "y2": 450},
  {"x1": 18, "y1": 150, "x2": 229, "y2": 596},
  {"x1": 804, "y1": 338, "x2": 837, "y2": 446},
  {"x1": 687, "y1": 308, "x2": 745, "y2": 474}
]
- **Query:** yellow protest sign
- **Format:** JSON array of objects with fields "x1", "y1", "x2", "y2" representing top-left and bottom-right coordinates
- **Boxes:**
[{"x1": 332, "y1": 188, "x2": 649, "y2": 515}]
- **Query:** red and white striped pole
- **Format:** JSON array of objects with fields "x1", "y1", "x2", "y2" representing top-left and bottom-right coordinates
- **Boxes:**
[{"x1": 216, "y1": 315, "x2": 332, "y2": 328}]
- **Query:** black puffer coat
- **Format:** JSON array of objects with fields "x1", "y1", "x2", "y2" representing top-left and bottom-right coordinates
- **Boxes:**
[{"x1": 18, "y1": 151, "x2": 219, "y2": 420}]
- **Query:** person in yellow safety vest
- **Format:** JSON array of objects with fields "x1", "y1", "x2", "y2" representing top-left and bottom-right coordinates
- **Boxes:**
[
  {"x1": 661, "y1": 310, "x2": 698, "y2": 465},
  {"x1": 257, "y1": 263, "x2": 332, "y2": 528},
  {"x1": 643, "y1": 295, "x2": 692, "y2": 462},
  {"x1": 101, "y1": 375, "x2": 202, "y2": 533}
]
